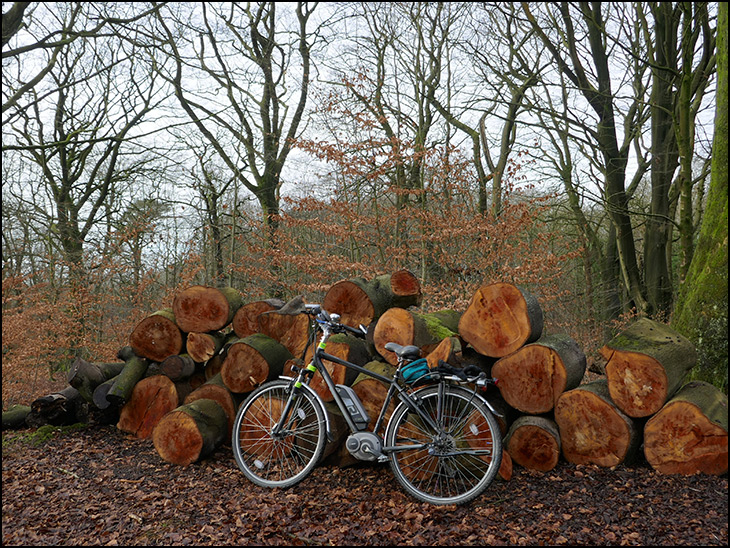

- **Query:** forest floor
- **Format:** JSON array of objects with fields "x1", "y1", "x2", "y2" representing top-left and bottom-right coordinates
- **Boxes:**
[{"x1": 2, "y1": 421, "x2": 727, "y2": 547}]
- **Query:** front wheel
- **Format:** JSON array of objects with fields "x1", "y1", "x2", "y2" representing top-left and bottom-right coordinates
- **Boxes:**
[
  {"x1": 232, "y1": 379, "x2": 326, "y2": 489},
  {"x1": 385, "y1": 384, "x2": 502, "y2": 505}
]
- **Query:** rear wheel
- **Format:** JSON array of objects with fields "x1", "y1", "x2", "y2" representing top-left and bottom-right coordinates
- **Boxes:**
[
  {"x1": 385, "y1": 384, "x2": 502, "y2": 505},
  {"x1": 232, "y1": 380, "x2": 326, "y2": 489}
]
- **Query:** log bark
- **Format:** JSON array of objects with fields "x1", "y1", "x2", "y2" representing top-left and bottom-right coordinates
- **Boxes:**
[
  {"x1": 554, "y1": 379, "x2": 640, "y2": 467},
  {"x1": 67, "y1": 358, "x2": 126, "y2": 403},
  {"x1": 231, "y1": 298, "x2": 285, "y2": 338},
  {"x1": 117, "y1": 375, "x2": 179, "y2": 439},
  {"x1": 129, "y1": 309, "x2": 184, "y2": 362},
  {"x1": 152, "y1": 399, "x2": 228, "y2": 466},
  {"x1": 105, "y1": 355, "x2": 149, "y2": 409},
  {"x1": 600, "y1": 318, "x2": 697, "y2": 417},
  {"x1": 183, "y1": 373, "x2": 239, "y2": 437},
  {"x1": 172, "y1": 285, "x2": 243, "y2": 333},
  {"x1": 644, "y1": 381, "x2": 728, "y2": 475},
  {"x1": 373, "y1": 308, "x2": 461, "y2": 365},
  {"x1": 2, "y1": 404, "x2": 31, "y2": 430},
  {"x1": 458, "y1": 282, "x2": 543, "y2": 358},
  {"x1": 492, "y1": 334, "x2": 586, "y2": 414},
  {"x1": 26, "y1": 386, "x2": 88, "y2": 427},
  {"x1": 505, "y1": 415, "x2": 561, "y2": 472},
  {"x1": 159, "y1": 354, "x2": 197, "y2": 381},
  {"x1": 322, "y1": 269, "x2": 422, "y2": 328},
  {"x1": 221, "y1": 334, "x2": 293, "y2": 394}
]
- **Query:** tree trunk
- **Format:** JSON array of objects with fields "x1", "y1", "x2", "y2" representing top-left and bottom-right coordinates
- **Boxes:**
[
  {"x1": 257, "y1": 307, "x2": 312, "y2": 360},
  {"x1": 504, "y1": 415, "x2": 561, "y2": 472},
  {"x1": 152, "y1": 399, "x2": 228, "y2": 466},
  {"x1": 458, "y1": 282, "x2": 543, "y2": 358},
  {"x1": 301, "y1": 333, "x2": 371, "y2": 402},
  {"x1": 172, "y1": 285, "x2": 243, "y2": 333},
  {"x1": 373, "y1": 308, "x2": 461, "y2": 365},
  {"x1": 67, "y1": 358, "x2": 126, "y2": 403},
  {"x1": 183, "y1": 373, "x2": 239, "y2": 437},
  {"x1": 644, "y1": 381, "x2": 728, "y2": 475},
  {"x1": 492, "y1": 334, "x2": 586, "y2": 414},
  {"x1": 2, "y1": 405, "x2": 31, "y2": 430},
  {"x1": 186, "y1": 332, "x2": 228, "y2": 364},
  {"x1": 105, "y1": 355, "x2": 149, "y2": 409},
  {"x1": 349, "y1": 360, "x2": 398, "y2": 432},
  {"x1": 231, "y1": 298, "x2": 285, "y2": 338},
  {"x1": 129, "y1": 309, "x2": 184, "y2": 362},
  {"x1": 26, "y1": 386, "x2": 88, "y2": 427},
  {"x1": 221, "y1": 334, "x2": 293, "y2": 394},
  {"x1": 323, "y1": 269, "x2": 423, "y2": 328},
  {"x1": 159, "y1": 354, "x2": 197, "y2": 381},
  {"x1": 116, "y1": 375, "x2": 179, "y2": 439},
  {"x1": 600, "y1": 318, "x2": 697, "y2": 417},
  {"x1": 554, "y1": 379, "x2": 640, "y2": 468}
]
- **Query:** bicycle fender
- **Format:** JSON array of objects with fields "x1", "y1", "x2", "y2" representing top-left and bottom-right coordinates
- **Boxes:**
[{"x1": 277, "y1": 376, "x2": 334, "y2": 442}]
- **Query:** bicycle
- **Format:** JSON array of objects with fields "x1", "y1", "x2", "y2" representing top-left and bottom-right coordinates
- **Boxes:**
[{"x1": 231, "y1": 296, "x2": 503, "y2": 506}]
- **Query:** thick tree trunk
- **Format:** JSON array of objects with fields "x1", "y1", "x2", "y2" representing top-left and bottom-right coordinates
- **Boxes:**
[
  {"x1": 172, "y1": 285, "x2": 243, "y2": 333},
  {"x1": 67, "y1": 358, "x2": 126, "y2": 403},
  {"x1": 349, "y1": 360, "x2": 397, "y2": 432},
  {"x1": 555, "y1": 379, "x2": 640, "y2": 468},
  {"x1": 492, "y1": 334, "x2": 586, "y2": 414},
  {"x1": 373, "y1": 308, "x2": 461, "y2": 365},
  {"x1": 117, "y1": 375, "x2": 179, "y2": 439},
  {"x1": 458, "y1": 282, "x2": 543, "y2": 358},
  {"x1": 600, "y1": 318, "x2": 697, "y2": 417},
  {"x1": 129, "y1": 309, "x2": 184, "y2": 362},
  {"x1": 323, "y1": 269, "x2": 423, "y2": 328},
  {"x1": 231, "y1": 298, "x2": 285, "y2": 338},
  {"x1": 183, "y1": 373, "x2": 239, "y2": 437},
  {"x1": 644, "y1": 381, "x2": 728, "y2": 475},
  {"x1": 152, "y1": 399, "x2": 228, "y2": 466},
  {"x1": 505, "y1": 415, "x2": 561, "y2": 472},
  {"x1": 303, "y1": 333, "x2": 371, "y2": 402},
  {"x1": 105, "y1": 355, "x2": 149, "y2": 409},
  {"x1": 159, "y1": 354, "x2": 197, "y2": 381},
  {"x1": 26, "y1": 385, "x2": 88, "y2": 427},
  {"x1": 2, "y1": 404, "x2": 31, "y2": 430},
  {"x1": 221, "y1": 334, "x2": 293, "y2": 394}
]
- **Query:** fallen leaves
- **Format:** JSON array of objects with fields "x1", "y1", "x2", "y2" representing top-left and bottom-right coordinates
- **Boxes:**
[{"x1": 2, "y1": 424, "x2": 728, "y2": 546}]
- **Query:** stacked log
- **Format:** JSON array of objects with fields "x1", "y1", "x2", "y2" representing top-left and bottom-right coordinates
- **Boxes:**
[{"x1": 7, "y1": 275, "x2": 725, "y2": 482}]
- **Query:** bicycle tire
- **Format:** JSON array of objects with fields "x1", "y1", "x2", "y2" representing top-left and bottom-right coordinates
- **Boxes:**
[
  {"x1": 232, "y1": 379, "x2": 326, "y2": 489},
  {"x1": 385, "y1": 384, "x2": 502, "y2": 505}
]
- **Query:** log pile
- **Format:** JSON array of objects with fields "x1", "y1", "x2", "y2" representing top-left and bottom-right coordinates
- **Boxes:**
[{"x1": 3, "y1": 274, "x2": 726, "y2": 479}]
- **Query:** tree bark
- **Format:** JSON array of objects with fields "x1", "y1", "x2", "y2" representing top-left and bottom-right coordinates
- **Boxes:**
[
  {"x1": 152, "y1": 399, "x2": 228, "y2": 466},
  {"x1": 492, "y1": 334, "x2": 586, "y2": 414},
  {"x1": 504, "y1": 415, "x2": 561, "y2": 472},
  {"x1": 2, "y1": 404, "x2": 31, "y2": 430},
  {"x1": 172, "y1": 285, "x2": 243, "y2": 333},
  {"x1": 105, "y1": 355, "x2": 149, "y2": 409},
  {"x1": 183, "y1": 373, "x2": 239, "y2": 437},
  {"x1": 600, "y1": 318, "x2": 697, "y2": 417},
  {"x1": 373, "y1": 307, "x2": 461, "y2": 365},
  {"x1": 221, "y1": 334, "x2": 293, "y2": 394},
  {"x1": 554, "y1": 379, "x2": 640, "y2": 468},
  {"x1": 458, "y1": 282, "x2": 543, "y2": 358},
  {"x1": 644, "y1": 381, "x2": 728, "y2": 475},
  {"x1": 116, "y1": 375, "x2": 179, "y2": 439},
  {"x1": 323, "y1": 270, "x2": 423, "y2": 328},
  {"x1": 129, "y1": 309, "x2": 184, "y2": 363},
  {"x1": 26, "y1": 386, "x2": 88, "y2": 427},
  {"x1": 67, "y1": 358, "x2": 126, "y2": 403}
]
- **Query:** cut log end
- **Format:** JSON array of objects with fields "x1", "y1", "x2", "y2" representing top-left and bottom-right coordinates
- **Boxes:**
[
  {"x1": 173, "y1": 286, "x2": 241, "y2": 333},
  {"x1": 506, "y1": 417, "x2": 561, "y2": 472},
  {"x1": 323, "y1": 280, "x2": 375, "y2": 328},
  {"x1": 129, "y1": 312, "x2": 183, "y2": 363},
  {"x1": 152, "y1": 411, "x2": 205, "y2": 466},
  {"x1": 603, "y1": 349, "x2": 669, "y2": 417}
]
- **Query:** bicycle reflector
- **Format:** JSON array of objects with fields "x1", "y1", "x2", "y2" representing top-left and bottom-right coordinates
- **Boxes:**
[{"x1": 401, "y1": 358, "x2": 431, "y2": 384}]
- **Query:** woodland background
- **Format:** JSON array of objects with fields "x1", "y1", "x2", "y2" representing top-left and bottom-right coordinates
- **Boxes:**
[{"x1": 2, "y1": 1, "x2": 728, "y2": 411}]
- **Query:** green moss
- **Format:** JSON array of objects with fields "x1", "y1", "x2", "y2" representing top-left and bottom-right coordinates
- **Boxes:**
[{"x1": 2, "y1": 423, "x2": 87, "y2": 449}]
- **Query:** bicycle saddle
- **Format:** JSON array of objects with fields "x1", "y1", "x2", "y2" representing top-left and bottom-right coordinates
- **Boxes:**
[{"x1": 384, "y1": 342, "x2": 421, "y2": 360}]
